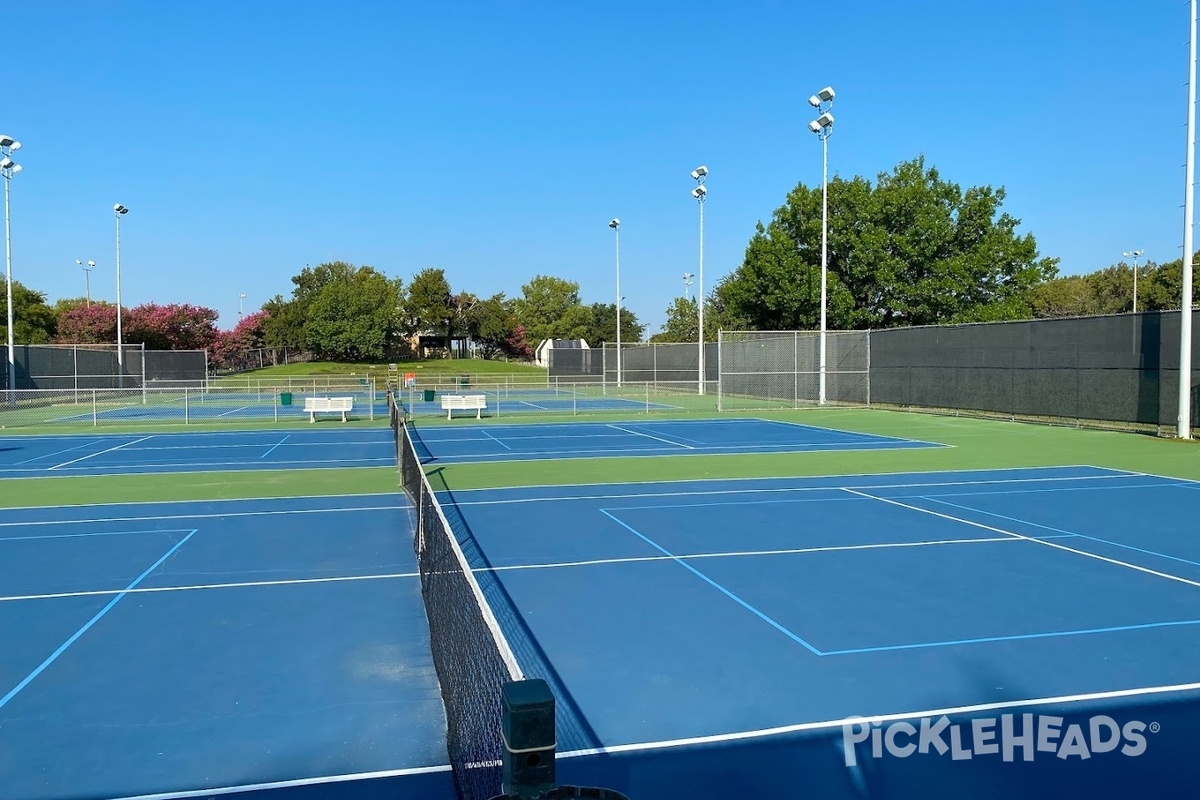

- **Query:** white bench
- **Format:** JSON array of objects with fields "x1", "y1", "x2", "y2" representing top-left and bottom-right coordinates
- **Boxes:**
[
  {"x1": 303, "y1": 396, "x2": 354, "y2": 423},
  {"x1": 440, "y1": 393, "x2": 487, "y2": 420}
]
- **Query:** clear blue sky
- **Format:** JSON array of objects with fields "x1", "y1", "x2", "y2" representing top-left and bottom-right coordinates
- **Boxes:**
[{"x1": 4, "y1": 1, "x2": 1190, "y2": 334}]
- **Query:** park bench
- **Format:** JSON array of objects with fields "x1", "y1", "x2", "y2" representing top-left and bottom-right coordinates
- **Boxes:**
[
  {"x1": 440, "y1": 393, "x2": 487, "y2": 420},
  {"x1": 303, "y1": 396, "x2": 354, "y2": 423}
]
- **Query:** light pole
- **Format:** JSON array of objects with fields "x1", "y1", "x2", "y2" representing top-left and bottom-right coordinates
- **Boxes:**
[
  {"x1": 1, "y1": 135, "x2": 22, "y2": 397},
  {"x1": 114, "y1": 204, "x2": 129, "y2": 388},
  {"x1": 239, "y1": 293, "x2": 247, "y2": 320},
  {"x1": 609, "y1": 218, "x2": 621, "y2": 387},
  {"x1": 1182, "y1": 0, "x2": 1197, "y2": 440},
  {"x1": 683, "y1": 272, "x2": 694, "y2": 301},
  {"x1": 691, "y1": 166, "x2": 707, "y2": 395},
  {"x1": 808, "y1": 86, "x2": 835, "y2": 406},
  {"x1": 1122, "y1": 250, "x2": 1144, "y2": 313},
  {"x1": 77, "y1": 260, "x2": 96, "y2": 308}
]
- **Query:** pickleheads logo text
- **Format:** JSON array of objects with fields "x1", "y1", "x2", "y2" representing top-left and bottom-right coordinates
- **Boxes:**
[{"x1": 841, "y1": 714, "x2": 1156, "y2": 767}]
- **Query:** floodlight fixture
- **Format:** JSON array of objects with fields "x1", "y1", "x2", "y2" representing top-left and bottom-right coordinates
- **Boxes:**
[
  {"x1": 87, "y1": 260, "x2": 95, "y2": 267},
  {"x1": 692, "y1": 185, "x2": 707, "y2": 199},
  {"x1": 608, "y1": 218, "x2": 619, "y2": 229},
  {"x1": 0, "y1": 157, "x2": 13, "y2": 170},
  {"x1": 0, "y1": 135, "x2": 18, "y2": 150},
  {"x1": 114, "y1": 203, "x2": 128, "y2": 215},
  {"x1": 691, "y1": 165, "x2": 708, "y2": 180}
]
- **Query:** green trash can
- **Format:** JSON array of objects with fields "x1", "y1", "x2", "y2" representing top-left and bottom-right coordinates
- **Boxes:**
[
  {"x1": 423, "y1": 389, "x2": 435, "y2": 402},
  {"x1": 459, "y1": 375, "x2": 470, "y2": 388},
  {"x1": 280, "y1": 392, "x2": 293, "y2": 406}
]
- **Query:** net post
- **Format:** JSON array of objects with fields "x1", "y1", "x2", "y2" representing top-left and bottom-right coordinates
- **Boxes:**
[{"x1": 500, "y1": 679, "x2": 556, "y2": 799}]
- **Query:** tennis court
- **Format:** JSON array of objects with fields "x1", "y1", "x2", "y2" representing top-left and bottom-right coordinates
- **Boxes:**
[
  {"x1": 0, "y1": 494, "x2": 455, "y2": 800},
  {"x1": 409, "y1": 418, "x2": 942, "y2": 463},
  {"x1": 0, "y1": 429, "x2": 395, "y2": 477},
  {"x1": 431, "y1": 462, "x2": 1200, "y2": 798}
]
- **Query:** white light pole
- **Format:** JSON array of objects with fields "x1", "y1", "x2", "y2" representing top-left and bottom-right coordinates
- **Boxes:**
[
  {"x1": 609, "y1": 218, "x2": 622, "y2": 387},
  {"x1": 239, "y1": 293, "x2": 247, "y2": 320},
  {"x1": 114, "y1": 204, "x2": 129, "y2": 388},
  {"x1": 77, "y1": 260, "x2": 96, "y2": 308},
  {"x1": 691, "y1": 166, "x2": 708, "y2": 395},
  {"x1": 1182, "y1": 0, "x2": 1197, "y2": 440},
  {"x1": 683, "y1": 272, "x2": 694, "y2": 301},
  {"x1": 1122, "y1": 250, "x2": 1144, "y2": 313},
  {"x1": 808, "y1": 87, "x2": 835, "y2": 406},
  {"x1": 1, "y1": 135, "x2": 22, "y2": 397}
]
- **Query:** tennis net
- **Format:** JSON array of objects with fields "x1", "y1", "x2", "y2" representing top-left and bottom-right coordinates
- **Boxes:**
[{"x1": 394, "y1": 413, "x2": 525, "y2": 800}]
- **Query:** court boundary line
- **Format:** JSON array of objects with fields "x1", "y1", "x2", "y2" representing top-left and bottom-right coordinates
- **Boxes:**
[
  {"x1": 606, "y1": 423, "x2": 695, "y2": 450},
  {"x1": 0, "y1": 458, "x2": 395, "y2": 479},
  {"x1": 481, "y1": 429, "x2": 512, "y2": 450},
  {"x1": 0, "y1": 527, "x2": 197, "y2": 543},
  {"x1": 13, "y1": 438, "x2": 102, "y2": 465},
  {"x1": 0, "y1": 504, "x2": 410, "y2": 528},
  {"x1": 842, "y1": 488, "x2": 1200, "y2": 590},
  {"x1": 439, "y1": 464, "x2": 1120, "y2": 495},
  {"x1": 556, "y1": 681, "x2": 1200, "y2": 758},
  {"x1": 0, "y1": 490, "x2": 403, "y2": 513},
  {"x1": 0, "y1": 529, "x2": 198, "y2": 711},
  {"x1": 260, "y1": 434, "x2": 290, "y2": 458},
  {"x1": 427, "y1": 440, "x2": 947, "y2": 465},
  {"x1": 751, "y1": 416, "x2": 937, "y2": 447},
  {"x1": 106, "y1": 764, "x2": 453, "y2": 800},
  {"x1": 0, "y1": 570, "x2": 422, "y2": 603},
  {"x1": 448, "y1": 471, "x2": 1148, "y2": 507}
]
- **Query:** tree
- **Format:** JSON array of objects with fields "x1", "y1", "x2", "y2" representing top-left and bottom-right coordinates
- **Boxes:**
[
  {"x1": 124, "y1": 303, "x2": 220, "y2": 350},
  {"x1": 211, "y1": 311, "x2": 269, "y2": 370},
  {"x1": 512, "y1": 275, "x2": 591, "y2": 343},
  {"x1": 1028, "y1": 277, "x2": 1100, "y2": 318},
  {"x1": 720, "y1": 156, "x2": 1058, "y2": 330},
  {"x1": 56, "y1": 302, "x2": 118, "y2": 343},
  {"x1": 581, "y1": 302, "x2": 644, "y2": 348},
  {"x1": 404, "y1": 268, "x2": 455, "y2": 337},
  {"x1": 466, "y1": 293, "x2": 519, "y2": 359},
  {"x1": 0, "y1": 282, "x2": 57, "y2": 344},
  {"x1": 304, "y1": 265, "x2": 402, "y2": 360},
  {"x1": 261, "y1": 262, "x2": 362, "y2": 350}
]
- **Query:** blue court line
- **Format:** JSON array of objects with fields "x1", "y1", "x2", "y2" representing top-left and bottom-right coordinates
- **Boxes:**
[
  {"x1": 922, "y1": 496, "x2": 1200, "y2": 571},
  {"x1": 481, "y1": 430, "x2": 512, "y2": 450},
  {"x1": 260, "y1": 435, "x2": 290, "y2": 459},
  {"x1": 821, "y1": 618, "x2": 1200, "y2": 655},
  {"x1": 0, "y1": 528, "x2": 197, "y2": 543},
  {"x1": 0, "y1": 528, "x2": 198, "y2": 711},
  {"x1": 14, "y1": 439, "x2": 100, "y2": 465},
  {"x1": 598, "y1": 508, "x2": 822, "y2": 655}
]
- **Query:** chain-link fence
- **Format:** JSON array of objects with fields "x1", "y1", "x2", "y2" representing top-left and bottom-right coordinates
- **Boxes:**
[
  {"x1": 0, "y1": 381, "x2": 380, "y2": 429},
  {"x1": 396, "y1": 379, "x2": 718, "y2": 420},
  {"x1": 717, "y1": 330, "x2": 870, "y2": 410},
  {"x1": 2, "y1": 344, "x2": 208, "y2": 391}
]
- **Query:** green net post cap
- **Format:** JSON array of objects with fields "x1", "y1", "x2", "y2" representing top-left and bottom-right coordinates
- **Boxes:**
[{"x1": 501, "y1": 679, "x2": 556, "y2": 798}]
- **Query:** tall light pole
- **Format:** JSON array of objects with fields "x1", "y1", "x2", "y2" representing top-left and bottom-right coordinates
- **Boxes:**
[
  {"x1": 1, "y1": 135, "x2": 22, "y2": 397},
  {"x1": 1182, "y1": 0, "x2": 1197, "y2": 440},
  {"x1": 77, "y1": 260, "x2": 96, "y2": 308},
  {"x1": 608, "y1": 218, "x2": 621, "y2": 387},
  {"x1": 691, "y1": 166, "x2": 707, "y2": 395},
  {"x1": 808, "y1": 87, "x2": 835, "y2": 406},
  {"x1": 683, "y1": 272, "x2": 694, "y2": 301},
  {"x1": 1123, "y1": 250, "x2": 1144, "y2": 313},
  {"x1": 239, "y1": 293, "x2": 247, "y2": 320},
  {"x1": 114, "y1": 204, "x2": 129, "y2": 388}
]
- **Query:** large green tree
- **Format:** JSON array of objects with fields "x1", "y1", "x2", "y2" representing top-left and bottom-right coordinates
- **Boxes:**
[
  {"x1": 718, "y1": 156, "x2": 1058, "y2": 330},
  {"x1": 304, "y1": 265, "x2": 402, "y2": 360},
  {"x1": 261, "y1": 262, "x2": 361, "y2": 349},
  {"x1": 465, "y1": 293, "x2": 520, "y2": 359},
  {"x1": 512, "y1": 275, "x2": 591, "y2": 343},
  {"x1": 404, "y1": 268, "x2": 455, "y2": 337},
  {"x1": 581, "y1": 302, "x2": 644, "y2": 348},
  {"x1": 0, "y1": 282, "x2": 57, "y2": 344}
]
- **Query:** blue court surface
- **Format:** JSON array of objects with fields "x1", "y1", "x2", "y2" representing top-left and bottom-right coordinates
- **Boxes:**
[
  {"x1": 0, "y1": 429, "x2": 396, "y2": 477},
  {"x1": 0, "y1": 494, "x2": 456, "y2": 800},
  {"x1": 436, "y1": 465, "x2": 1200, "y2": 798},
  {"x1": 32, "y1": 396, "x2": 387, "y2": 425},
  {"x1": 411, "y1": 417, "x2": 942, "y2": 463}
]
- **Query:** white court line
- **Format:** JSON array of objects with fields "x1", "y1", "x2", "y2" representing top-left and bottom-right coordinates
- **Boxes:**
[
  {"x1": 13, "y1": 439, "x2": 101, "y2": 465},
  {"x1": 48, "y1": 436, "x2": 151, "y2": 470},
  {"x1": 448, "y1": 472, "x2": 1139, "y2": 507},
  {"x1": 842, "y1": 488, "x2": 1200, "y2": 591},
  {"x1": 0, "y1": 504, "x2": 410, "y2": 528},
  {"x1": 481, "y1": 430, "x2": 512, "y2": 450},
  {"x1": 216, "y1": 406, "x2": 252, "y2": 417},
  {"x1": 0, "y1": 570, "x2": 421, "y2": 603},
  {"x1": 476, "y1": 535, "x2": 1067, "y2": 575},
  {"x1": 0, "y1": 490, "x2": 402, "y2": 513},
  {"x1": 260, "y1": 435, "x2": 290, "y2": 458},
  {"x1": 9, "y1": 456, "x2": 394, "y2": 474},
  {"x1": 607, "y1": 424, "x2": 695, "y2": 449},
  {"x1": 108, "y1": 764, "x2": 452, "y2": 800},
  {"x1": 557, "y1": 681, "x2": 1200, "y2": 759}
]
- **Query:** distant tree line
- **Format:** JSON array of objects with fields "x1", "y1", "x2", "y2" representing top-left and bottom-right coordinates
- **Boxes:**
[{"x1": 7, "y1": 154, "x2": 1199, "y2": 365}]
